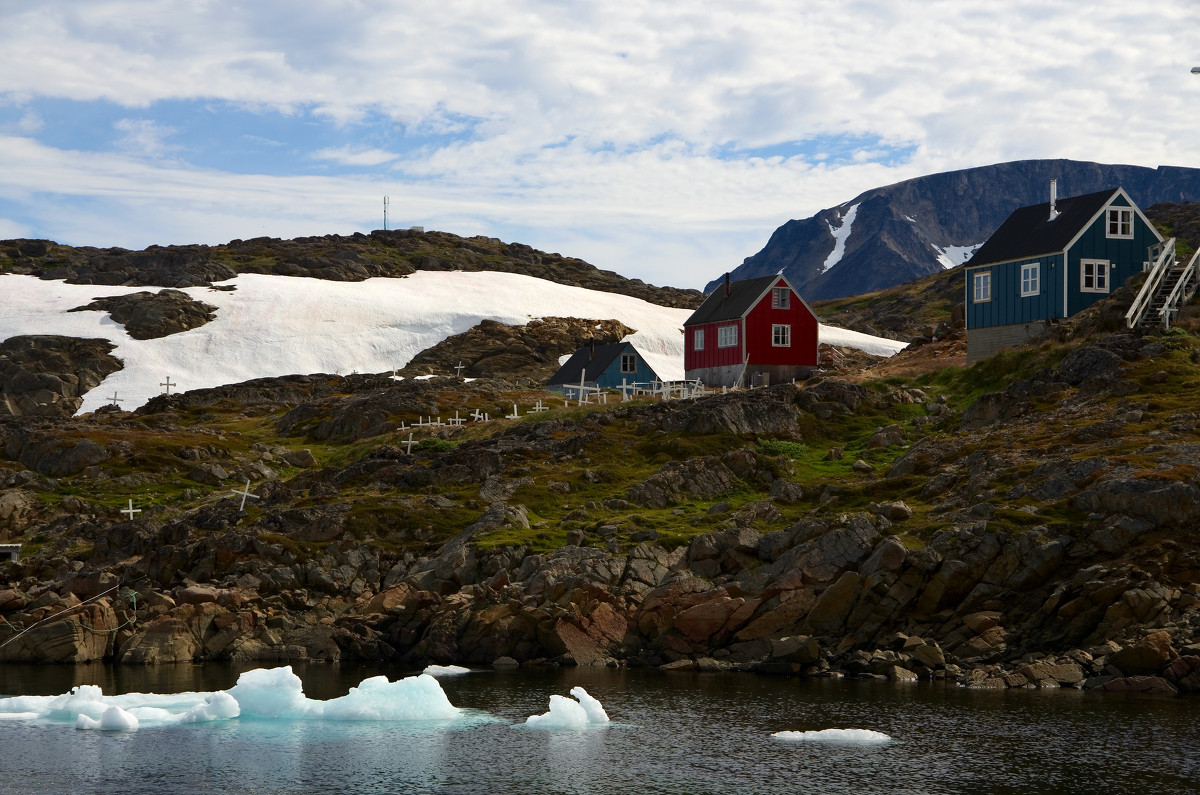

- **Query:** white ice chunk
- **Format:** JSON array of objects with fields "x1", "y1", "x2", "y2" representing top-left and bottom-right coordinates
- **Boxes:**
[
  {"x1": 424, "y1": 665, "x2": 471, "y2": 676},
  {"x1": 772, "y1": 728, "x2": 892, "y2": 744},
  {"x1": 319, "y1": 674, "x2": 460, "y2": 721},
  {"x1": 525, "y1": 687, "x2": 609, "y2": 728},
  {"x1": 226, "y1": 666, "x2": 460, "y2": 721},
  {"x1": 226, "y1": 667, "x2": 310, "y2": 719},
  {"x1": 181, "y1": 692, "x2": 240, "y2": 722},
  {"x1": 568, "y1": 687, "x2": 609, "y2": 724},
  {"x1": 76, "y1": 705, "x2": 139, "y2": 731}
]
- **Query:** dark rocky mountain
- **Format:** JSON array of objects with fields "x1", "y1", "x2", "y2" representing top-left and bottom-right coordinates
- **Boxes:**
[{"x1": 713, "y1": 160, "x2": 1200, "y2": 301}]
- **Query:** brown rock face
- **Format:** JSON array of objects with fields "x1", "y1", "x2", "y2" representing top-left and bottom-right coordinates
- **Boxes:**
[
  {"x1": 0, "y1": 601, "x2": 117, "y2": 662},
  {"x1": 1110, "y1": 631, "x2": 1178, "y2": 676},
  {"x1": 0, "y1": 335, "x2": 123, "y2": 417}
]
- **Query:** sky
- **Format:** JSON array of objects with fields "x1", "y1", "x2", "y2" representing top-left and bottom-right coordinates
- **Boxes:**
[{"x1": 1, "y1": 1, "x2": 1198, "y2": 290}]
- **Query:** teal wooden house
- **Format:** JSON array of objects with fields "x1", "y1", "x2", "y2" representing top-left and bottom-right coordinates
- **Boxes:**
[
  {"x1": 964, "y1": 181, "x2": 1164, "y2": 362},
  {"x1": 545, "y1": 341, "x2": 660, "y2": 394}
]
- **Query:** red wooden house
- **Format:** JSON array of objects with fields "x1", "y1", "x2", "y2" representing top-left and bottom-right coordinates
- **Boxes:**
[{"x1": 683, "y1": 274, "x2": 819, "y2": 387}]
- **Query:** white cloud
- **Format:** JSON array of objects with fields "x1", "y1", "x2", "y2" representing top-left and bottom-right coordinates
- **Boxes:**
[
  {"x1": 312, "y1": 146, "x2": 400, "y2": 167},
  {"x1": 1, "y1": 0, "x2": 1199, "y2": 288},
  {"x1": 113, "y1": 118, "x2": 178, "y2": 159}
]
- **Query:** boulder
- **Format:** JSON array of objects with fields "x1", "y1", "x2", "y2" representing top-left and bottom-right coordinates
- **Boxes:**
[{"x1": 1110, "y1": 631, "x2": 1177, "y2": 676}]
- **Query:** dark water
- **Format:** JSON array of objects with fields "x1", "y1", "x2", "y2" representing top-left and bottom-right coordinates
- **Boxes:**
[{"x1": 1, "y1": 662, "x2": 1198, "y2": 794}]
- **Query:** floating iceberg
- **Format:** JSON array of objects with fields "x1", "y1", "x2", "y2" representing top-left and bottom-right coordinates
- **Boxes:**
[
  {"x1": 524, "y1": 686, "x2": 610, "y2": 729},
  {"x1": 0, "y1": 666, "x2": 461, "y2": 731},
  {"x1": 771, "y1": 728, "x2": 892, "y2": 744},
  {"x1": 423, "y1": 665, "x2": 471, "y2": 677}
]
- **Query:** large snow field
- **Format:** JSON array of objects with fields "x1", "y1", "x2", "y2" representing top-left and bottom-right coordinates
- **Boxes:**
[{"x1": 0, "y1": 271, "x2": 906, "y2": 414}]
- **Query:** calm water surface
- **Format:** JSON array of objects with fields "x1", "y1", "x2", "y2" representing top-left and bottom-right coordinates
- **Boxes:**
[{"x1": 1, "y1": 662, "x2": 1197, "y2": 794}]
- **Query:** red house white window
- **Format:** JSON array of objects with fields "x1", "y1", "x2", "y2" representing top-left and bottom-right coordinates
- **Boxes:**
[
  {"x1": 717, "y1": 324, "x2": 738, "y2": 348},
  {"x1": 693, "y1": 329, "x2": 705, "y2": 350},
  {"x1": 772, "y1": 324, "x2": 791, "y2": 347}
]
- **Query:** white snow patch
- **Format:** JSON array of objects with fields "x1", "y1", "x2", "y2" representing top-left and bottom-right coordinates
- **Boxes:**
[
  {"x1": 524, "y1": 686, "x2": 610, "y2": 729},
  {"x1": 0, "y1": 272, "x2": 692, "y2": 413},
  {"x1": 423, "y1": 665, "x2": 471, "y2": 676},
  {"x1": 819, "y1": 324, "x2": 907, "y2": 357},
  {"x1": 935, "y1": 243, "x2": 982, "y2": 270},
  {"x1": 821, "y1": 203, "x2": 859, "y2": 273},
  {"x1": 904, "y1": 215, "x2": 916, "y2": 223},
  {"x1": 772, "y1": 728, "x2": 892, "y2": 744},
  {"x1": 0, "y1": 271, "x2": 909, "y2": 415}
]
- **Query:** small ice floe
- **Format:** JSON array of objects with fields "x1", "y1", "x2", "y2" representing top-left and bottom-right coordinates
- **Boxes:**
[
  {"x1": 228, "y1": 666, "x2": 461, "y2": 721},
  {"x1": 771, "y1": 728, "x2": 892, "y2": 744},
  {"x1": 524, "y1": 686, "x2": 610, "y2": 729},
  {"x1": 423, "y1": 665, "x2": 471, "y2": 677}
]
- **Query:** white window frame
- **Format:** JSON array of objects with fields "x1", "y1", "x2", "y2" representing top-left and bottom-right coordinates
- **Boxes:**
[
  {"x1": 772, "y1": 324, "x2": 791, "y2": 347},
  {"x1": 693, "y1": 328, "x2": 704, "y2": 350},
  {"x1": 1020, "y1": 262, "x2": 1040, "y2": 297},
  {"x1": 771, "y1": 287, "x2": 790, "y2": 310},
  {"x1": 973, "y1": 271, "x2": 991, "y2": 303},
  {"x1": 620, "y1": 353, "x2": 637, "y2": 373},
  {"x1": 717, "y1": 323, "x2": 739, "y2": 348},
  {"x1": 1081, "y1": 259, "x2": 1110, "y2": 293},
  {"x1": 1107, "y1": 207, "x2": 1133, "y2": 239}
]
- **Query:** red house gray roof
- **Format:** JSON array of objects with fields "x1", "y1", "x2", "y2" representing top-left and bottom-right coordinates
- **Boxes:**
[{"x1": 684, "y1": 275, "x2": 781, "y2": 326}]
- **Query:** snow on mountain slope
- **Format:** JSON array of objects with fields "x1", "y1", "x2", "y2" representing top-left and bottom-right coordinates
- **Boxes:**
[{"x1": 0, "y1": 272, "x2": 905, "y2": 414}]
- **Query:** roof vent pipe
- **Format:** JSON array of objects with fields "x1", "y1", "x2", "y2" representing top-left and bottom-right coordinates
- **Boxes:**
[
  {"x1": 1049, "y1": 178, "x2": 1059, "y2": 221},
  {"x1": 724, "y1": 272, "x2": 731, "y2": 296}
]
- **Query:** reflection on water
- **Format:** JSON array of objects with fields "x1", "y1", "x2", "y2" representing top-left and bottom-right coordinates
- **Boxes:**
[{"x1": 2, "y1": 662, "x2": 1199, "y2": 794}]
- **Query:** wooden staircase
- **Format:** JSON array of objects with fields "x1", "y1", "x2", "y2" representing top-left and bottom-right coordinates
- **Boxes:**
[{"x1": 1126, "y1": 238, "x2": 1200, "y2": 330}]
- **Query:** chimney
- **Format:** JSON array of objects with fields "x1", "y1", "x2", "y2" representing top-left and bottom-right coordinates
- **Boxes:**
[
  {"x1": 724, "y1": 272, "x2": 731, "y2": 297},
  {"x1": 1048, "y1": 178, "x2": 1059, "y2": 221},
  {"x1": 589, "y1": 338, "x2": 595, "y2": 360}
]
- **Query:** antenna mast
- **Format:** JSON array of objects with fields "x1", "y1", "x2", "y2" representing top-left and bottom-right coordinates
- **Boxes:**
[{"x1": 383, "y1": 195, "x2": 389, "y2": 231}]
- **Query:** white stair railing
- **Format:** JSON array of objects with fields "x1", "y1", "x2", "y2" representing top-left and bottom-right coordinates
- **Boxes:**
[
  {"x1": 1126, "y1": 237, "x2": 1176, "y2": 329},
  {"x1": 1158, "y1": 246, "x2": 1200, "y2": 329}
]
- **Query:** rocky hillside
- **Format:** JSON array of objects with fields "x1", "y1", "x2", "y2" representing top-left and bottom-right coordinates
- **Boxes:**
[
  {"x1": 716, "y1": 160, "x2": 1200, "y2": 302},
  {"x1": 0, "y1": 229, "x2": 703, "y2": 309},
  {"x1": 3, "y1": 289, "x2": 1200, "y2": 696}
]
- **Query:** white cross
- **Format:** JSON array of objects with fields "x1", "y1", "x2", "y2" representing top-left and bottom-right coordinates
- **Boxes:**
[
  {"x1": 454, "y1": 361, "x2": 466, "y2": 378},
  {"x1": 160, "y1": 376, "x2": 176, "y2": 395},
  {"x1": 448, "y1": 411, "x2": 465, "y2": 426},
  {"x1": 530, "y1": 400, "x2": 549, "y2": 413},
  {"x1": 107, "y1": 390, "x2": 119, "y2": 406},
  {"x1": 121, "y1": 499, "x2": 141, "y2": 521},
  {"x1": 471, "y1": 409, "x2": 485, "y2": 422},
  {"x1": 231, "y1": 479, "x2": 259, "y2": 511},
  {"x1": 402, "y1": 432, "x2": 417, "y2": 454},
  {"x1": 506, "y1": 403, "x2": 520, "y2": 419}
]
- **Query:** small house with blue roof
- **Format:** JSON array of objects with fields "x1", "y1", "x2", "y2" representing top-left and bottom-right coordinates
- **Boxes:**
[
  {"x1": 545, "y1": 341, "x2": 660, "y2": 394},
  {"x1": 964, "y1": 181, "x2": 1164, "y2": 362}
]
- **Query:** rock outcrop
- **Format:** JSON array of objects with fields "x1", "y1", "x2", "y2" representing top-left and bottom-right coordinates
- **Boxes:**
[
  {"x1": 68, "y1": 289, "x2": 218, "y2": 339},
  {"x1": 0, "y1": 336, "x2": 123, "y2": 417}
]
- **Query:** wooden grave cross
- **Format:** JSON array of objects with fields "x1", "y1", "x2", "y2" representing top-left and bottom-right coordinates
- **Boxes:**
[
  {"x1": 121, "y1": 499, "x2": 141, "y2": 521},
  {"x1": 231, "y1": 479, "x2": 260, "y2": 511},
  {"x1": 160, "y1": 376, "x2": 176, "y2": 395}
]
